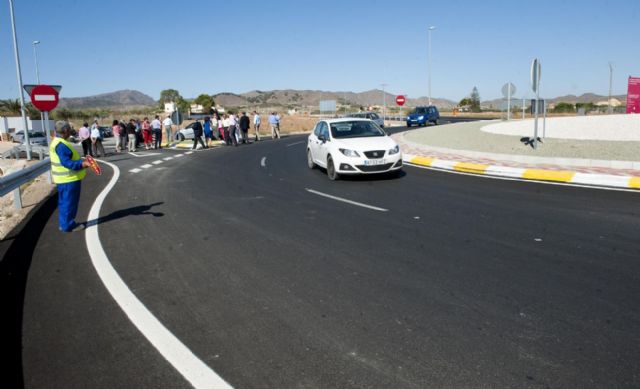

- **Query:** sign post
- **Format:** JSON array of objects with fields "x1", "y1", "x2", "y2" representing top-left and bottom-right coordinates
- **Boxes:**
[
  {"x1": 530, "y1": 59, "x2": 541, "y2": 149},
  {"x1": 501, "y1": 82, "x2": 516, "y2": 120},
  {"x1": 396, "y1": 95, "x2": 406, "y2": 119},
  {"x1": 627, "y1": 76, "x2": 640, "y2": 114},
  {"x1": 25, "y1": 84, "x2": 61, "y2": 146}
]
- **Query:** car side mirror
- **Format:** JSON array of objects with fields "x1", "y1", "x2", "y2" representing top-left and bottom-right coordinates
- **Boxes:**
[{"x1": 318, "y1": 135, "x2": 326, "y2": 143}]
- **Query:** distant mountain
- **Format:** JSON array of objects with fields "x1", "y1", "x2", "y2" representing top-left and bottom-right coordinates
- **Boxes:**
[
  {"x1": 213, "y1": 89, "x2": 458, "y2": 110},
  {"x1": 481, "y1": 93, "x2": 627, "y2": 109},
  {"x1": 58, "y1": 90, "x2": 156, "y2": 110}
]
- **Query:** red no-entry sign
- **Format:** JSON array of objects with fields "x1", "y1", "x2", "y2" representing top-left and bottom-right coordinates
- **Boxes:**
[
  {"x1": 29, "y1": 84, "x2": 60, "y2": 111},
  {"x1": 396, "y1": 95, "x2": 406, "y2": 106}
]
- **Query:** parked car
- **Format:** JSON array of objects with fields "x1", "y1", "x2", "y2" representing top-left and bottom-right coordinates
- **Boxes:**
[
  {"x1": 11, "y1": 130, "x2": 47, "y2": 145},
  {"x1": 99, "y1": 126, "x2": 113, "y2": 137},
  {"x1": 307, "y1": 118, "x2": 402, "y2": 180},
  {"x1": 344, "y1": 112, "x2": 385, "y2": 128},
  {"x1": 175, "y1": 122, "x2": 197, "y2": 141},
  {"x1": 21, "y1": 131, "x2": 48, "y2": 146},
  {"x1": 406, "y1": 106, "x2": 439, "y2": 127}
]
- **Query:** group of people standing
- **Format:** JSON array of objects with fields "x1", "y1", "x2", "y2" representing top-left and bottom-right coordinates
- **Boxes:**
[
  {"x1": 110, "y1": 115, "x2": 174, "y2": 153},
  {"x1": 77, "y1": 120, "x2": 106, "y2": 158},
  {"x1": 190, "y1": 111, "x2": 281, "y2": 149}
]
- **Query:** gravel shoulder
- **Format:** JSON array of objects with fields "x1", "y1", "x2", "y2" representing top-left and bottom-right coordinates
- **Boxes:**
[{"x1": 404, "y1": 120, "x2": 640, "y2": 162}]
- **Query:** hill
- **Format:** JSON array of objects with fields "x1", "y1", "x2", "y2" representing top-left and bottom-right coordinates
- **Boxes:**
[
  {"x1": 213, "y1": 89, "x2": 458, "y2": 110},
  {"x1": 58, "y1": 90, "x2": 156, "y2": 110}
]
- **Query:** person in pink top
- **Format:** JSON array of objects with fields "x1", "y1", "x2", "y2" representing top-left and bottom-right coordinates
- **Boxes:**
[
  {"x1": 112, "y1": 119, "x2": 122, "y2": 152},
  {"x1": 78, "y1": 122, "x2": 92, "y2": 157},
  {"x1": 141, "y1": 117, "x2": 152, "y2": 150}
]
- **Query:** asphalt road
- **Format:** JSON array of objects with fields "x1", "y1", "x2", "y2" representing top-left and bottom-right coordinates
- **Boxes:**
[{"x1": 2, "y1": 131, "x2": 639, "y2": 388}]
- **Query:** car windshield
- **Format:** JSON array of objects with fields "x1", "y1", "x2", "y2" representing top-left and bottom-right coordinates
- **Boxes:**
[
  {"x1": 330, "y1": 121, "x2": 385, "y2": 139},
  {"x1": 411, "y1": 107, "x2": 428, "y2": 114}
]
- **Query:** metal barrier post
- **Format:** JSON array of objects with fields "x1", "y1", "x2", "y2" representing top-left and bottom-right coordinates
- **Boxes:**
[{"x1": 13, "y1": 187, "x2": 22, "y2": 209}]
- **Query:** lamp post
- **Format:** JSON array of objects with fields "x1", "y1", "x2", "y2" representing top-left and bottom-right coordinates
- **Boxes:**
[
  {"x1": 9, "y1": 0, "x2": 32, "y2": 160},
  {"x1": 381, "y1": 83, "x2": 388, "y2": 126},
  {"x1": 608, "y1": 62, "x2": 613, "y2": 114},
  {"x1": 32, "y1": 40, "x2": 41, "y2": 84},
  {"x1": 428, "y1": 26, "x2": 436, "y2": 106}
]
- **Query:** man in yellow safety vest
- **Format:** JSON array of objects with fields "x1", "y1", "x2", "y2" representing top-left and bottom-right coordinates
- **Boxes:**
[{"x1": 50, "y1": 122, "x2": 91, "y2": 232}]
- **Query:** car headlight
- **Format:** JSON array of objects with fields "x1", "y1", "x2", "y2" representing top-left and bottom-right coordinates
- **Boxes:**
[
  {"x1": 407, "y1": 116, "x2": 411, "y2": 120},
  {"x1": 388, "y1": 145, "x2": 400, "y2": 155},
  {"x1": 339, "y1": 148, "x2": 360, "y2": 157},
  {"x1": 418, "y1": 115, "x2": 424, "y2": 120}
]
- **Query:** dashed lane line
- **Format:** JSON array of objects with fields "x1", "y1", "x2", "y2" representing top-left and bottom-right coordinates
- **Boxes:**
[
  {"x1": 141, "y1": 164, "x2": 152, "y2": 169},
  {"x1": 305, "y1": 188, "x2": 389, "y2": 212}
]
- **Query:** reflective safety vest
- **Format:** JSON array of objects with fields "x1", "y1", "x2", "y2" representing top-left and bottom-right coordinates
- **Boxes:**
[{"x1": 49, "y1": 137, "x2": 86, "y2": 184}]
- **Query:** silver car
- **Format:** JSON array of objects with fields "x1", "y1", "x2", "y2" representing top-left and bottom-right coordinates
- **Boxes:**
[{"x1": 344, "y1": 112, "x2": 385, "y2": 128}]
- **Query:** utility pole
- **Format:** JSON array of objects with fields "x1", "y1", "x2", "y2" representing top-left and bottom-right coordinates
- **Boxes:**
[
  {"x1": 608, "y1": 62, "x2": 613, "y2": 114},
  {"x1": 428, "y1": 26, "x2": 436, "y2": 106},
  {"x1": 381, "y1": 83, "x2": 388, "y2": 126},
  {"x1": 9, "y1": 0, "x2": 32, "y2": 160}
]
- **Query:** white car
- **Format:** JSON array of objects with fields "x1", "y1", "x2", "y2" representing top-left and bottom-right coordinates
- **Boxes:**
[
  {"x1": 175, "y1": 122, "x2": 196, "y2": 141},
  {"x1": 307, "y1": 118, "x2": 403, "y2": 180}
]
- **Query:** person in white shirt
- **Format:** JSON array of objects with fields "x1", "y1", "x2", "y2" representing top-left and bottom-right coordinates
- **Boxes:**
[
  {"x1": 151, "y1": 115, "x2": 163, "y2": 149},
  {"x1": 253, "y1": 111, "x2": 261, "y2": 141},
  {"x1": 90, "y1": 122, "x2": 105, "y2": 157},
  {"x1": 228, "y1": 113, "x2": 239, "y2": 146},
  {"x1": 163, "y1": 115, "x2": 173, "y2": 145}
]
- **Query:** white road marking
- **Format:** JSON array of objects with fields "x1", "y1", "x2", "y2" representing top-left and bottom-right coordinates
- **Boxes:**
[
  {"x1": 286, "y1": 140, "x2": 305, "y2": 147},
  {"x1": 175, "y1": 154, "x2": 184, "y2": 158},
  {"x1": 185, "y1": 151, "x2": 193, "y2": 155},
  {"x1": 85, "y1": 161, "x2": 232, "y2": 388},
  {"x1": 130, "y1": 152, "x2": 161, "y2": 157},
  {"x1": 129, "y1": 168, "x2": 142, "y2": 173},
  {"x1": 261, "y1": 157, "x2": 267, "y2": 167},
  {"x1": 141, "y1": 164, "x2": 152, "y2": 169},
  {"x1": 163, "y1": 157, "x2": 174, "y2": 161},
  {"x1": 305, "y1": 188, "x2": 389, "y2": 212},
  {"x1": 152, "y1": 160, "x2": 163, "y2": 165}
]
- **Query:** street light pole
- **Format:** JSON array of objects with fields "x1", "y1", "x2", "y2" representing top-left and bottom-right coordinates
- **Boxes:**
[
  {"x1": 381, "y1": 83, "x2": 388, "y2": 126},
  {"x1": 428, "y1": 26, "x2": 436, "y2": 106},
  {"x1": 32, "y1": 40, "x2": 41, "y2": 84},
  {"x1": 608, "y1": 62, "x2": 613, "y2": 114},
  {"x1": 9, "y1": 0, "x2": 32, "y2": 160}
]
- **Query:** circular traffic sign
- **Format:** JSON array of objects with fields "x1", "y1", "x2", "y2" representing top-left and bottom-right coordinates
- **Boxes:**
[
  {"x1": 30, "y1": 84, "x2": 59, "y2": 111},
  {"x1": 396, "y1": 95, "x2": 406, "y2": 106},
  {"x1": 501, "y1": 83, "x2": 517, "y2": 98}
]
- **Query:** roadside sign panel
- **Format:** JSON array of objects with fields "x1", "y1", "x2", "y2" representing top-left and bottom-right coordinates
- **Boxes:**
[
  {"x1": 28, "y1": 84, "x2": 60, "y2": 111},
  {"x1": 501, "y1": 83, "x2": 516, "y2": 98},
  {"x1": 396, "y1": 95, "x2": 406, "y2": 106},
  {"x1": 627, "y1": 76, "x2": 640, "y2": 113},
  {"x1": 531, "y1": 59, "x2": 541, "y2": 93}
]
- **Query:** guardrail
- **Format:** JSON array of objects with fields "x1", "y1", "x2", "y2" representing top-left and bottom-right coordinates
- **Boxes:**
[{"x1": 0, "y1": 159, "x2": 51, "y2": 209}]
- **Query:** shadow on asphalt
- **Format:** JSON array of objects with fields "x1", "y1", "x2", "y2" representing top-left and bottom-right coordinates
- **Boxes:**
[
  {"x1": 85, "y1": 202, "x2": 164, "y2": 227},
  {"x1": 0, "y1": 194, "x2": 57, "y2": 388}
]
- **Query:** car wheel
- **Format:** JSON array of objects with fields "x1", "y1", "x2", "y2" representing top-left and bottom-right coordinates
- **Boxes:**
[
  {"x1": 432, "y1": 119, "x2": 439, "y2": 125},
  {"x1": 327, "y1": 156, "x2": 339, "y2": 180},
  {"x1": 178, "y1": 133, "x2": 185, "y2": 141},
  {"x1": 307, "y1": 149, "x2": 316, "y2": 169},
  {"x1": 406, "y1": 123, "x2": 411, "y2": 128}
]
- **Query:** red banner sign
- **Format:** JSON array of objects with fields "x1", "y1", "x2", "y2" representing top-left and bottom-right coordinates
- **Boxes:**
[{"x1": 627, "y1": 76, "x2": 640, "y2": 114}]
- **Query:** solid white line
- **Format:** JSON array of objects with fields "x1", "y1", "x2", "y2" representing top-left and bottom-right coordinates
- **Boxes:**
[
  {"x1": 129, "y1": 168, "x2": 142, "y2": 173},
  {"x1": 141, "y1": 164, "x2": 152, "y2": 169},
  {"x1": 305, "y1": 188, "x2": 389, "y2": 212},
  {"x1": 260, "y1": 157, "x2": 267, "y2": 167},
  {"x1": 85, "y1": 161, "x2": 232, "y2": 388},
  {"x1": 286, "y1": 140, "x2": 305, "y2": 147}
]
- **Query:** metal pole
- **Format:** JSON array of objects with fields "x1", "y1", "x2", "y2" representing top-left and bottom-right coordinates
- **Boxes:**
[
  {"x1": 608, "y1": 62, "x2": 613, "y2": 114},
  {"x1": 542, "y1": 100, "x2": 547, "y2": 139},
  {"x1": 428, "y1": 26, "x2": 435, "y2": 106},
  {"x1": 9, "y1": 0, "x2": 32, "y2": 160},
  {"x1": 32, "y1": 40, "x2": 40, "y2": 84},
  {"x1": 534, "y1": 87, "x2": 540, "y2": 149},
  {"x1": 507, "y1": 83, "x2": 511, "y2": 121},
  {"x1": 522, "y1": 98, "x2": 525, "y2": 120},
  {"x1": 381, "y1": 83, "x2": 387, "y2": 126}
]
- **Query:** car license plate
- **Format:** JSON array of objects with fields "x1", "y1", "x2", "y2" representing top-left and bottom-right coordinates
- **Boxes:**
[{"x1": 364, "y1": 159, "x2": 386, "y2": 166}]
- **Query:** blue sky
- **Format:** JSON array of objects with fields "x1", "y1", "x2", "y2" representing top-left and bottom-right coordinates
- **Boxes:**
[{"x1": 1, "y1": 0, "x2": 638, "y2": 102}]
